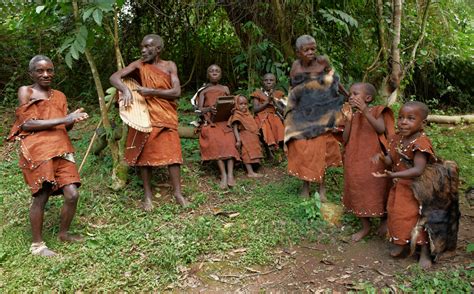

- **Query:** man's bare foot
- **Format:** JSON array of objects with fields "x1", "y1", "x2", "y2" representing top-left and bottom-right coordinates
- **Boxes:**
[
  {"x1": 419, "y1": 245, "x2": 433, "y2": 269},
  {"x1": 351, "y1": 228, "x2": 370, "y2": 242},
  {"x1": 58, "y1": 233, "x2": 84, "y2": 243},
  {"x1": 247, "y1": 172, "x2": 263, "y2": 178},
  {"x1": 142, "y1": 198, "x2": 154, "y2": 212},
  {"x1": 376, "y1": 219, "x2": 388, "y2": 237},
  {"x1": 219, "y1": 177, "x2": 228, "y2": 189},
  {"x1": 174, "y1": 194, "x2": 190, "y2": 207},
  {"x1": 30, "y1": 242, "x2": 57, "y2": 257},
  {"x1": 300, "y1": 181, "x2": 310, "y2": 198},
  {"x1": 319, "y1": 193, "x2": 327, "y2": 202},
  {"x1": 390, "y1": 244, "x2": 406, "y2": 257},
  {"x1": 227, "y1": 176, "x2": 236, "y2": 187}
]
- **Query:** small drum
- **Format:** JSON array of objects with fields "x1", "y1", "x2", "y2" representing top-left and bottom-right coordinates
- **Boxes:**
[{"x1": 119, "y1": 78, "x2": 152, "y2": 133}]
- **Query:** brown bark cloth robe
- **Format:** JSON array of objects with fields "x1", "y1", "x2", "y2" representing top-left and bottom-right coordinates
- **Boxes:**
[
  {"x1": 124, "y1": 62, "x2": 183, "y2": 166},
  {"x1": 343, "y1": 106, "x2": 395, "y2": 216},
  {"x1": 251, "y1": 89, "x2": 285, "y2": 147},
  {"x1": 8, "y1": 90, "x2": 80, "y2": 196},
  {"x1": 199, "y1": 87, "x2": 240, "y2": 161},
  {"x1": 228, "y1": 99, "x2": 263, "y2": 164},
  {"x1": 387, "y1": 133, "x2": 435, "y2": 245}
]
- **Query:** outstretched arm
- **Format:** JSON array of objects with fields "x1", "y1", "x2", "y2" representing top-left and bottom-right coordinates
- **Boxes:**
[
  {"x1": 373, "y1": 151, "x2": 427, "y2": 179},
  {"x1": 21, "y1": 108, "x2": 88, "y2": 132}
]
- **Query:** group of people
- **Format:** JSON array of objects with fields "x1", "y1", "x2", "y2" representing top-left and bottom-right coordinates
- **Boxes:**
[{"x1": 9, "y1": 33, "x2": 445, "y2": 269}]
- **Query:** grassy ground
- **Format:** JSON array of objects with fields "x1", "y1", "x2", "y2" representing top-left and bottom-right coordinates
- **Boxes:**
[{"x1": 0, "y1": 108, "x2": 473, "y2": 291}]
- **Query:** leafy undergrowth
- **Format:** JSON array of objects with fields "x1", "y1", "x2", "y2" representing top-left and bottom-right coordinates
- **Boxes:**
[{"x1": 0, "y1": 119, "x2": 473, "y2": 291}]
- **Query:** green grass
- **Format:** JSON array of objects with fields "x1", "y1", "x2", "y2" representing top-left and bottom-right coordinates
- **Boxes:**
[{"x1": 1, "y1": 118, "x2": 473, "y2": 291}]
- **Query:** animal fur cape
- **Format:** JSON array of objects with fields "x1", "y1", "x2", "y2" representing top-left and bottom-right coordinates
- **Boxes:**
[{"x1": 284, "y1": 72, "x2": 344, "y2": 144}]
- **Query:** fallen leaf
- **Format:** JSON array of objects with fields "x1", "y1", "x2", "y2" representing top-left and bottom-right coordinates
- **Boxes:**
[
  {"x1": 209, "y1": 274, "x2": 219, "y2": 281},
  {"x1": 320, "y1": 259, "x2": 335, "y2": 265},
  {"x1": 326, "y1": 277, "x2": 337, "y2": 282},
  {"x1": 232, "y1": 248, "x2": 247, "y2": 253},
  {"x1": 373, "y1": 268, "x2": 393, "y2": 277},
  {"x1": 228, "y1": 212, "x2": 240, "y2": 218},
  {"x1": 223, "y1": 223, "x2": 234, "y2": 228}
]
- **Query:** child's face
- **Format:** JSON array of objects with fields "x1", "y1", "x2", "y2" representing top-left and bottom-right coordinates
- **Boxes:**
[
  {"x1": 397, "y1": 105, "x2": 425, "y2": 138},
  {"x1": 298, "y1": 42, "x2": 316, "y2": 63},
  {"x1": 263, "y1": 74, "x2": 276, "y2": 91},
  {"x1": 349, "y1": 84, "x2": 372, "y2": 104},
  {"x1": 237, "y1": 96, "x2": 248, "y2": 113},
  {"x1": 30, "y1": 60, "x2": 55, "y2": 87},
  {"x1": 207, "y1": 65, "x2": 222, "y2": 83}
]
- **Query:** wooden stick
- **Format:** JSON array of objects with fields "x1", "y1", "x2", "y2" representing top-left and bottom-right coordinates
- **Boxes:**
[{"x1": 427, "y1": 114, "x2": 474, "y2": 124}]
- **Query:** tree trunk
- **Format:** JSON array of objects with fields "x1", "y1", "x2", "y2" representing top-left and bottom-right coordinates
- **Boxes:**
[
  {"x1": 376, "y1": 0, "x2": 388, "y2": 62},
  {"x1": 427, "y1": 114, "x2": 474, "y2": 124},
  {"x1": 389, "y1": 0, "x2": 402, "y2": 93}
]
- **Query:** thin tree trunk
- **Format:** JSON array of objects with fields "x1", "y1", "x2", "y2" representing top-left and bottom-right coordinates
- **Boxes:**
[
  {"x1": 390, "y1": 0, "x2": 402, "y2": 92},
  {"x1": 376, "y1": 0, "x2": 388, "y2": 62},
  {"x1": 271, "y1": 0, "x2": 294, "y2": 59}
]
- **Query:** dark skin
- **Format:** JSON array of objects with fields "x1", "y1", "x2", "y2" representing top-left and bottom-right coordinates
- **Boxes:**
[
  {"x1": 342, "y1": 84, "x2": 387, "y2": 242},
  {"x1": 372, "y1": 104, "x2": 432, "y2": 269},
  {"x1": 109, "y1": 36, "x2": 188, "y2": 210},
  {"x1": 198, "y1": 65, "x2": 235, "y2": 189},
  {"x1": 19, "y1": 60, "x2": 88, "y2": 254},
  {"x1": 253, "y1": 73, "x2": 276, "y2": 114},
  {"x1": 232, "y1": 96, "x2": 263, "y2": 178}
]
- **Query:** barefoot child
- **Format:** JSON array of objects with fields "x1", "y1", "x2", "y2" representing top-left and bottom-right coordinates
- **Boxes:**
[
  {"x1": 251, "y1": 73, "x2": 285, "y2": 159},
  {"x1": 229, "y1": 95, "x2": 264, "y2": 178},
  {"x1": 373, "y1": 101, "x2": 435, "y2": 269},
  {"x1": 285, "y1": 35, "x2": 345, "y2": 200},
  {"x1": 7, "y1": 55, "x2": 89, "y2": 256},
  {"x1": 342, "y1": 83, "x2": 394, "y2": 242},
  {"x1": 198, "y1": 64, "x2": 240, "y2": 189}
]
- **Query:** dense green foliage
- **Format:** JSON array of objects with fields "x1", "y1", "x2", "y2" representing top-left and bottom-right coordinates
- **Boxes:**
[{"x1": 0, "y1": 0, "x2": 472, "y2": 110}]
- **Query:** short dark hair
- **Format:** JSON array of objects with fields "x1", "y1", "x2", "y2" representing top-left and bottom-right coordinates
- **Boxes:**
[
  {"x1": 29, "y1": 55, "x2": 53, "y2": 72},
  {"x1": 404, "y1": 101, "x2": 430, "y2": 119},
  {"x1": 263, "y1": 73, "x2": 275, "y2": 79},
  {"x1": 353, "y1": 82, "x2": 377, "y2": 98},
  {"x1": 143, "y1": 34, "x2": 163, "y2": 48},
  {"x1": 295, "y1": 35, "x2": 316, "y2": 51}
]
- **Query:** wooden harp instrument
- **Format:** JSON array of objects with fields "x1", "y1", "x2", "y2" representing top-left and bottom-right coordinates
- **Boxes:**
[{"x1": 118, "y1": 78, "x2": 152, "y2": 133}]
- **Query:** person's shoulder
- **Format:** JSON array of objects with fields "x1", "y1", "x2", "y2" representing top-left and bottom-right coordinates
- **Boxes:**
[{"x1": 274, "y1": 90, "x2": 285, "y2": 97}]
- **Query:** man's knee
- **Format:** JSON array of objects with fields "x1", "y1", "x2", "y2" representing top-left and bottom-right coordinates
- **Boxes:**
[{"x1": 63, "y1": 185, "x2": 79, "y2": 203}]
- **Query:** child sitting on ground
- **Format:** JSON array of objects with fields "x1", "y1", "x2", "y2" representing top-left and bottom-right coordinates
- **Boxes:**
[
  {"x1": 342, "y1": 82, "x2": 394, "y2": 242},
  {"x1": 373, "y1": 101, "x2": 435, "y2": 269},
  {"x1": 229, "y1": 95, "x2": 264, "y2": 178},
  {"x1": 198, "y1": 64, "x2": 240, "y2": 189},
  {"x1": 251, "y1": 73, "x2": 285, "y2": 160}
]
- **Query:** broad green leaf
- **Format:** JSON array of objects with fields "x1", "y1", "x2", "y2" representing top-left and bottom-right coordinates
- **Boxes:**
[
  {"x1": 83, "y1": 7, "x2": 95, "y2": 21},
  {"x1": 35, "y1": 5, "x2": 45, "y2": 14},
  {"x1": 65, "y1": 52, "x2": 73, "y2": 69},
  {"x1": 74, "y1": 39, "x2": 85, "y2": 54},
  {"x1": 93, "y1": 9, "x2": 103, "y2": 26},
  {"x1": 59, "y1": 37, "x2": 74, "y2": 53},
  {"x1": 105, "y1": 87, "x2": 117, "y2": 95},
  {"x1": 70, "y1": 45, "x2": 79, "y2": 60}
]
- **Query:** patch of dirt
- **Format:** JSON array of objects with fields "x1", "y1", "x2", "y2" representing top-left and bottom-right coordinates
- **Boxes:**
[{"x1": 167, "y1": 197, "x2": 473, "y2": 292}]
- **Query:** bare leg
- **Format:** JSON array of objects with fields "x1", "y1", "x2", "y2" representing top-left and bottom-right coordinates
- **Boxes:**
[
  {"x1": 419, "y1": 244, "x2": 432, "y2": 269},
  {"x1": 226, "y1": 159, "x2": 236, "y2": 187},
  {"x1": 58, "y1": 184, "x2": 83, "y2": 242},
  {"x1": 140, "y1": 166, "x2": 154, "y2": 211},
  {"x1": 352, "y1": 217, "x2": 371, "y2": 242},
  {"x1": 300, "y1": 181, "x2": 310, "y2": 198},
  {"x1": 245, "y1": 163, "x2": 263, "y2": 178},
  {"x1": 30, "y1": 191, "x2": 50, "y2": 243},
  {"x1": 265, "y1": 144, "x2": 274, "y2": 160},
  {"x1": 168, "y1": 164, "x2": 189, "y2": 207},
  {"x1": 319, "y1": 177, "x2": 327, "y2": 202},
  {"x1": 377, "y1": 217, "x2": 388, "y2": 237},
  {"x1": 390, "y1": 243, "x2": 406, "y2": 257},
  {"x1": 217, "y1": 159, "x2": 227, "y2": 189}
]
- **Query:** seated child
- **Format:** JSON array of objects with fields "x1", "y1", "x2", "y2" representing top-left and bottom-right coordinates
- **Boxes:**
[
  {"x1": 342, "y1": 82, "x2": 395, "y2": 242},
  {"x1": 285, "y1": 34, "x2": 345, "y2": 200},
  {"x1": 198, "y1": 64, "x2": 240, "y2": 189},
  {"x1": 229, "y1": 95, "x2": 264, "y2": 178},
  {"x1": 251, "y1": 73, "x2": 285, "y2": 159},
  {"x1": 373, "y1": 101, "x2": 436, "y2": 269}
]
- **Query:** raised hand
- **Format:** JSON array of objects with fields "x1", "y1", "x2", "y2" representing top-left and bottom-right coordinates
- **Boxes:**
[
  {"x1": 349, "y1": 96, "x2": 367, "y2": 113},
  {"x1": 65, "y1": 108, "x2": 88, "y2": 124}
]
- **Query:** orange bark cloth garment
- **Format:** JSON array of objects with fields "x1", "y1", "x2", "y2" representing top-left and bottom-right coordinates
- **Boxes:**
[
  {"x1": 228, "y1": 103, "x2": 263, "y2": 164},
  {"x1": 251, "y1": 89, "x2": 285, "y2": 146},
  {"x1": 7, "y1": 90, "x2": 80, "y2": 196},
  {"x1": 199, "y1": 87, "x2": 240, "y2": 161},
  {"x1": 386, "y1": 133, "x2": 436, "y2": 245},
  {"x1": 286, "y1": 133, "x2": 342, "y2": 183},
  {"x1": 343, "y1": 106, "x2": 395, "y2": 217},
  {"x1": 124, "y1": 62, "x2": 183, "y2": 166}
]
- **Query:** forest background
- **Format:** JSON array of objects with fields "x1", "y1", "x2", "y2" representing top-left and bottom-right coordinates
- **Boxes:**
[{"x1": 0, "y1": 0, "x2": 473, "y2": 292}]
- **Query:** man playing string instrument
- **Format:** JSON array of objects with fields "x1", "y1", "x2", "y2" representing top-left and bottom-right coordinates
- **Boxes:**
[{"x1": 109, "y1": 34, "x2": 189, "y2": 210}]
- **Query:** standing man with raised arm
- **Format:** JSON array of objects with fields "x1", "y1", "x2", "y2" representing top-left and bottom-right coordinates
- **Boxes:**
[{"x1": 110, "y1": 34, "x2": 189, "y2": 210}]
